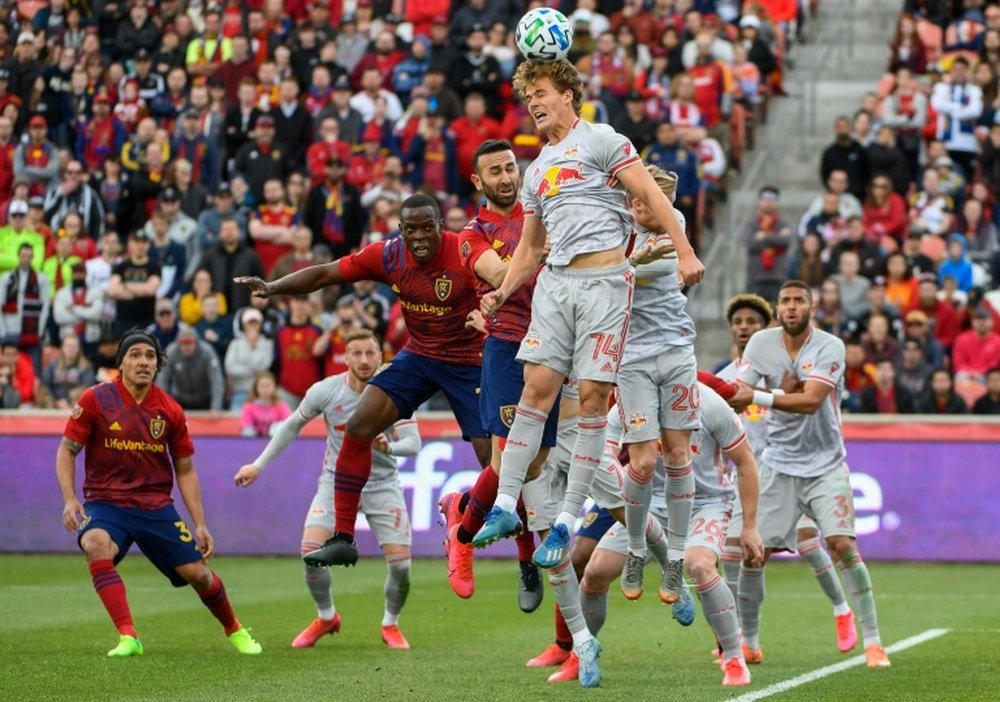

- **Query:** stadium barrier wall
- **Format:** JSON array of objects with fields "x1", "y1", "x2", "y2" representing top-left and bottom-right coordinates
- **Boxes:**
[{"x1": 2, "y1": 413, "x2": 998, "y2": 562}]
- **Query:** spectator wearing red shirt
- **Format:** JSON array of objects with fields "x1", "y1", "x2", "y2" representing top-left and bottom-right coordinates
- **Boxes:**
[
  {"x1": 904, "y1": 275, "x2": 963, "y2": 350},
  {"x1": 687, "y1": 37, "x2": 730, "y2": 131},
  {"x1": 0, "y1": 115, "x2": 14, "y2": 203},
  {"x1": 1, "y1": 338, "x2": 36, "y2": 405},
  {"x1": 14, "y1": 115, "x2": 59, "y2": 199},
  {"x1": 248, "y1": 177, "x2": 297, "y2": 278},
  {"x1": 316, "y1": 298, "x2": 359, "y2": 377},
  {"x1": 346, "y1": 122, "x2": 387, "y2": 191},
  {"x1": 350, "y1": 30, "x2": 406, "y2": 92},
  {"x1": 274, "y1": 293, "x2": 323, "y2": 408},
  {"x1": 406, "y1": 109, "x2": 459, "y2": 202},
  {"x1": 863, "y1": 175, "x2": 907, "y2": 246},
  {"x1": 953, "y1": 307, "x2": 1000, "y2": 383},
  {"x1": 212, "y1": 35, "x2": 257, "y2": 108},
  {"x1": 306, "y1": 117, "x2": 352, "y2": 186},
  {"x1": 859, "y1": 359, "x2": 916, "y2": 414},
  {"x1": 610, "y1": 0, "x2": 656, "y2": 46},
  {"x1": 450, "y1": 93, "x2": 502, "y2": 192},
  {"x1": 407, "y1": 0, "x2": 450, "y2": 40}
]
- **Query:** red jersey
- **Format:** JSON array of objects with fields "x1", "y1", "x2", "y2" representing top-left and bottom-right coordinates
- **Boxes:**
[
  {"x1": 459, "y1": 203, "x2": 539, "y2": 343},
  {"x1": 338, "y1": 231, "x2": 483, "y2": 366},
  {"x1": 252, "y1": 204, "x2": 297, "y2": 277},
  {"x1": 63, "y1": 379, "x2": 194, "y2": 510},
  {"x1": 275, "y1": 321, "x2": 323, "y2": 397}
]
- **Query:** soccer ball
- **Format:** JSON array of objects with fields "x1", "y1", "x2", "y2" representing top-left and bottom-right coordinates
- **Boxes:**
[{"x1": 515, "y1": 8, "x2": 573, "y2": 63}]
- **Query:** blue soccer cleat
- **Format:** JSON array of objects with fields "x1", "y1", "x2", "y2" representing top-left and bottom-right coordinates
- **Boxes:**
[
  {"x1": 533, "y1": 523, "x2": 570, "y2": 569},
  {"x1": 576, "y1": 637, "x2": 603, "y2": 688},
  {"x1": 472, "y1": 506, "x2": 522, "y2": 548},
  {"x1": 671, "y1": 577, "x2": 695, "y2": 626}
]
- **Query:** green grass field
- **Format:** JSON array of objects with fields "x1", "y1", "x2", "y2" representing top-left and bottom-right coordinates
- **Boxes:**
[{"x1": 0, "y1": 555, "x2": 994, "y2": 701}]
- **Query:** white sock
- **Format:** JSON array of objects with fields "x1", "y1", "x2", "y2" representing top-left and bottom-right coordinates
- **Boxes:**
[
  {"x1": 834, "y1": 601, "x2": 851, "y2": 616},
  {"x1": 494, "y1": 493, "x2": 517, "y2": 513},
  {"x1": 382, "y1": 609, "x2": 399, "y2": 626}
]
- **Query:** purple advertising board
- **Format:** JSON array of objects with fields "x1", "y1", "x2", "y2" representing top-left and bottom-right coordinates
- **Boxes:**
[{"x1": 2, "y1": 433, "x2": 998, "y2": 561}]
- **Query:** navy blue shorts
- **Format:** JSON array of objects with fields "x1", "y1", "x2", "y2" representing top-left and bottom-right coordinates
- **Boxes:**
[
  {"x1": 576, "y1": 505, "x2": 616, "y2": 542},
  {"x1": 370, "y1": 350, "x2": 488, "y2": 441},
  {"x1": 78, "y1": 501, "x2": 203, "y2": 587},
  {"x1": 480, "y1": 337, "x2": 559, "y2": 447}
]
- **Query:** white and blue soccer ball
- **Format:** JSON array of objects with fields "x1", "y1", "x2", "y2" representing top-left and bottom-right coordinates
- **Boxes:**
[{"x1": 515, "y1": 8, "x2": 573, "y2": 63}]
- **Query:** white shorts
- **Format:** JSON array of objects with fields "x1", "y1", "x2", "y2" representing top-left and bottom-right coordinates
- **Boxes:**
[
  {"x1": 527, "y1": 417, "x2": 626, "y2": 530},
  {"x1": 616, "y1": 346, "x2": 699, "y2": 442},
  {"x1": 754, "y1": 463, "x2": 856, "y2": 551},
  {"x1": 727, "y1": 484, "x2": 820, "y2": 541},
  {"x1": 595, "y1": 509, "x2": 669, "y2": 558},
  {"x1": 304, "y1": 471, "x2": 412, "y2": 547},
  {"x1": 687, "y1": 500, "x2": 733, "y2": 559},
  {"x1": 518, "y1": 262, "x2": 634, "y2": 383}
]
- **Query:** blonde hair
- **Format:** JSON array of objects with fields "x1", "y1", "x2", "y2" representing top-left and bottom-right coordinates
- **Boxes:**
[
  {"x1": 512, "y1": 59, "x2": 584, "y2": 115},
  {"x1": 249, "y1": 370, "x2": 279, "y2": 404},
  {"x1": 646, "y1": 164, "x2": 679, "y2": 202}
]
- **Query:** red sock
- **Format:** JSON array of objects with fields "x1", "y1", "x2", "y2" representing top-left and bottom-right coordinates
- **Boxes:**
[
  {"x1": 554, "y1": 604, "x2": 572, "y2": 649},
  {"x1": 459, "y1": 466, "x2": 498, "y2": 540},
  {"x1": 333, "y1": 434, "x2": 374, "y2": 537},
  {"x1": 514, "y1": 497, "x2": 535, "y2": 560},
  {"x1": 88, "y1": 559, "x2": 136, "y2": 638},
  {"x1": 196, "y1": 572, "x2": 240, "y2": 636}
]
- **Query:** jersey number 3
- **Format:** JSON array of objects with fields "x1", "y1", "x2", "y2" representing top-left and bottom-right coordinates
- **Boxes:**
[{"x1": 175, "y1": 521, "x2": 193, "y2": 542}]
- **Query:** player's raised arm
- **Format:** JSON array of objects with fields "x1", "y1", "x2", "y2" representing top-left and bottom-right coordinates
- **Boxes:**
[
  {"x1": 235, "y1": 259, "x2": 346, "y2": 299},
  {"x1": 482, "y1": 215, "x2": 547, "y2": 315},
  {"x1": 234, "y1": 411, "x2": 311, "y2": 487},
  {"x1": 616, "y1": 162, "x2": 704, "y2": 286}
]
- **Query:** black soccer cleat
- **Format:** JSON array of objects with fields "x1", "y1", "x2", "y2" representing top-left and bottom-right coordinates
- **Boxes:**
[
  {"x1": 303, "y1": 532, "x2": 359, "y2": 567},
  {"x1": 518, "y1": 560, "x2": 543, "y2": 613}
]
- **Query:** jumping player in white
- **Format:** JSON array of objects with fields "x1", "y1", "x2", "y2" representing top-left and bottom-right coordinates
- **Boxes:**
[{"x1": 474, "y1": 56, "x2": 704, "y2": 688}]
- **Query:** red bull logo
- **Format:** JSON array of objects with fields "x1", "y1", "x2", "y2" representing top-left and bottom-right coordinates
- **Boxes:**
[
  {"x1": 627, "y1": 413, "x2": 647, "y2": 431},
  {"x1": 536, "y1": 164, "x2": 585, "y2": 199}
]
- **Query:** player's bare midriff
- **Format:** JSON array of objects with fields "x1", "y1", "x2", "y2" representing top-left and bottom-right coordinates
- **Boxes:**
[{"x1": 567, "y1": 247, "x2": 625, "y2": 269}]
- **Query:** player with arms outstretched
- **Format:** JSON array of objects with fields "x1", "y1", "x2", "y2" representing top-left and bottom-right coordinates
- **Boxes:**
[
  {"x1": 56, "y1": 328, "x2": 261, "y2": 657},
  {"x1": 234, "y1": 330, "x2": 419, "y2": 650},
  {"x1": 716, "y1": 294, "x2": 857, "y2": 655},
  {"x1": 236, "y1": 194, "x2": 491, "y2": 568},
  {"x1": 727, "y1": 281, "x2": 891, "y2": 668}
]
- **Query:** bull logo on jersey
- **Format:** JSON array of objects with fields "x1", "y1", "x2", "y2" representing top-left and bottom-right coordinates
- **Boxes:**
[
  {"x1": 744, "y1": 403, "x2": 768, "y2": 422},
  {"x1": 536, "y1": 164, "x2": 585, "y2": 200},
  {"x1": 500, "y1": 404, "x2": 516, "y2": 428},
  {"x1": 627, "y1": 413, "x2": 647, "y2": 432},
  {"x1": 435, "y1": 278, "x2": 452, "y2": 301},
  {"x1": 801, "y1": 361, "x2": 813, "y2": 373},
  {"x1": 524, "y1": 333, "x2": 540, "y2": 350},
  {"x1": 563, "y1": 145, "x2": 579, "y2": 159},
  {"x1": 150, "y1": 417, "x2": 166, "y2": 439}
]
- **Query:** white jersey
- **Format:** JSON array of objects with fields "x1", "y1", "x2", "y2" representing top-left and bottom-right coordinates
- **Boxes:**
[
  {"x1": 622, "y1": 220, "x2": 696, "y2": 365},
  {"x1": 718, "y1": 359, "x2": 768, "y2": 462},
  {"x1": 296, "y1": 373, "x2": 416, "y2": 483},
  {"x1": 691, "y1": 384, "x2": 746, "y2": 504},
  {"x1": 735, "y1": 327, "x2": 847, "y2": 478},
  {"x1": 520, "y1": 119, "x2": 640, "y2": 266}
]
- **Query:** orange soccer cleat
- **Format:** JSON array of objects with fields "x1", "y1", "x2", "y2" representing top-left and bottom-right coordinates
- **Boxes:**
[
  {"x1": 445, "y1": 524, "x2": 475, "y2": 598},
  {"x1": 292, "y1": 614, "x2": 341, "y2": 648},
  {"x1": 438, "y1": 492, "x2": 463, "y2": 539},
  {"x1": 526, "y1": 643, "x2": 572, "y2": 668},
  {"x1": 865, "y1": 644, "x2": 891, "y2": 668},
  {"x1": 741, "y1": 641, "x2": 764, "y2": 665},
  {"x1": 547, "y1": 652, "x2": 579, "y2": 682},
  {"x1": 722, "y1": 657, "x2": 752, "y2": 686},
  {"x1": 836, "y1": 611, "x2": 858, "y2": 652},
  {"x1": 381, "y1": 624, "x2": 410, "y2": 650}
]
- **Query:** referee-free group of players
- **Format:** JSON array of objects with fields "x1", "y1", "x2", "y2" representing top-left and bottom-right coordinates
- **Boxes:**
[{"x1": 58, "y1": 58, "x2": 891, "y2": 688}]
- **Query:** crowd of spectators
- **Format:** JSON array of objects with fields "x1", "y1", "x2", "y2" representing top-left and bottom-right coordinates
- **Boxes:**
[
  {"x1": 739, "y1": 0, "x2": 1000, "y2": 415},
  {"x1": 0, "y1": 0, "x2": 808, "y2": 422}
]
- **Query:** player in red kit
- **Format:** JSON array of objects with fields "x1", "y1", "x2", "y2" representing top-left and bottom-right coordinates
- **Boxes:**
[
  {"x1": 236, "y1": 193, "x2": 492, "y2": 567},
  {"x1": 437, "y1": 139, "x2": 553, "y2": 606},
  {"x1": 56, "y1": 328, "x2": 262, "y2": 657}
]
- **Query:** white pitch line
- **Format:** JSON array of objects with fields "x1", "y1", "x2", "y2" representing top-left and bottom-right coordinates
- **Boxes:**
[{"x1": 727, "y1": 628, "x2": 951, "y2": 702}]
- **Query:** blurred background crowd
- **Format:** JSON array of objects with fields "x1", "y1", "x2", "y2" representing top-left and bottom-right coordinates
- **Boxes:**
[{"x1": 0, "y1": 0, "x2": 996, "y2": 428}]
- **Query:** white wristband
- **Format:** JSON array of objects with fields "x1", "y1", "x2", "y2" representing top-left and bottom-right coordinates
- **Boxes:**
[
  {"x1": 752, "y1": 390, "x2": 774, "y2": 408},
  {"x1": 771, "y1": 389, "x2": 785, "y2": 397}
]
